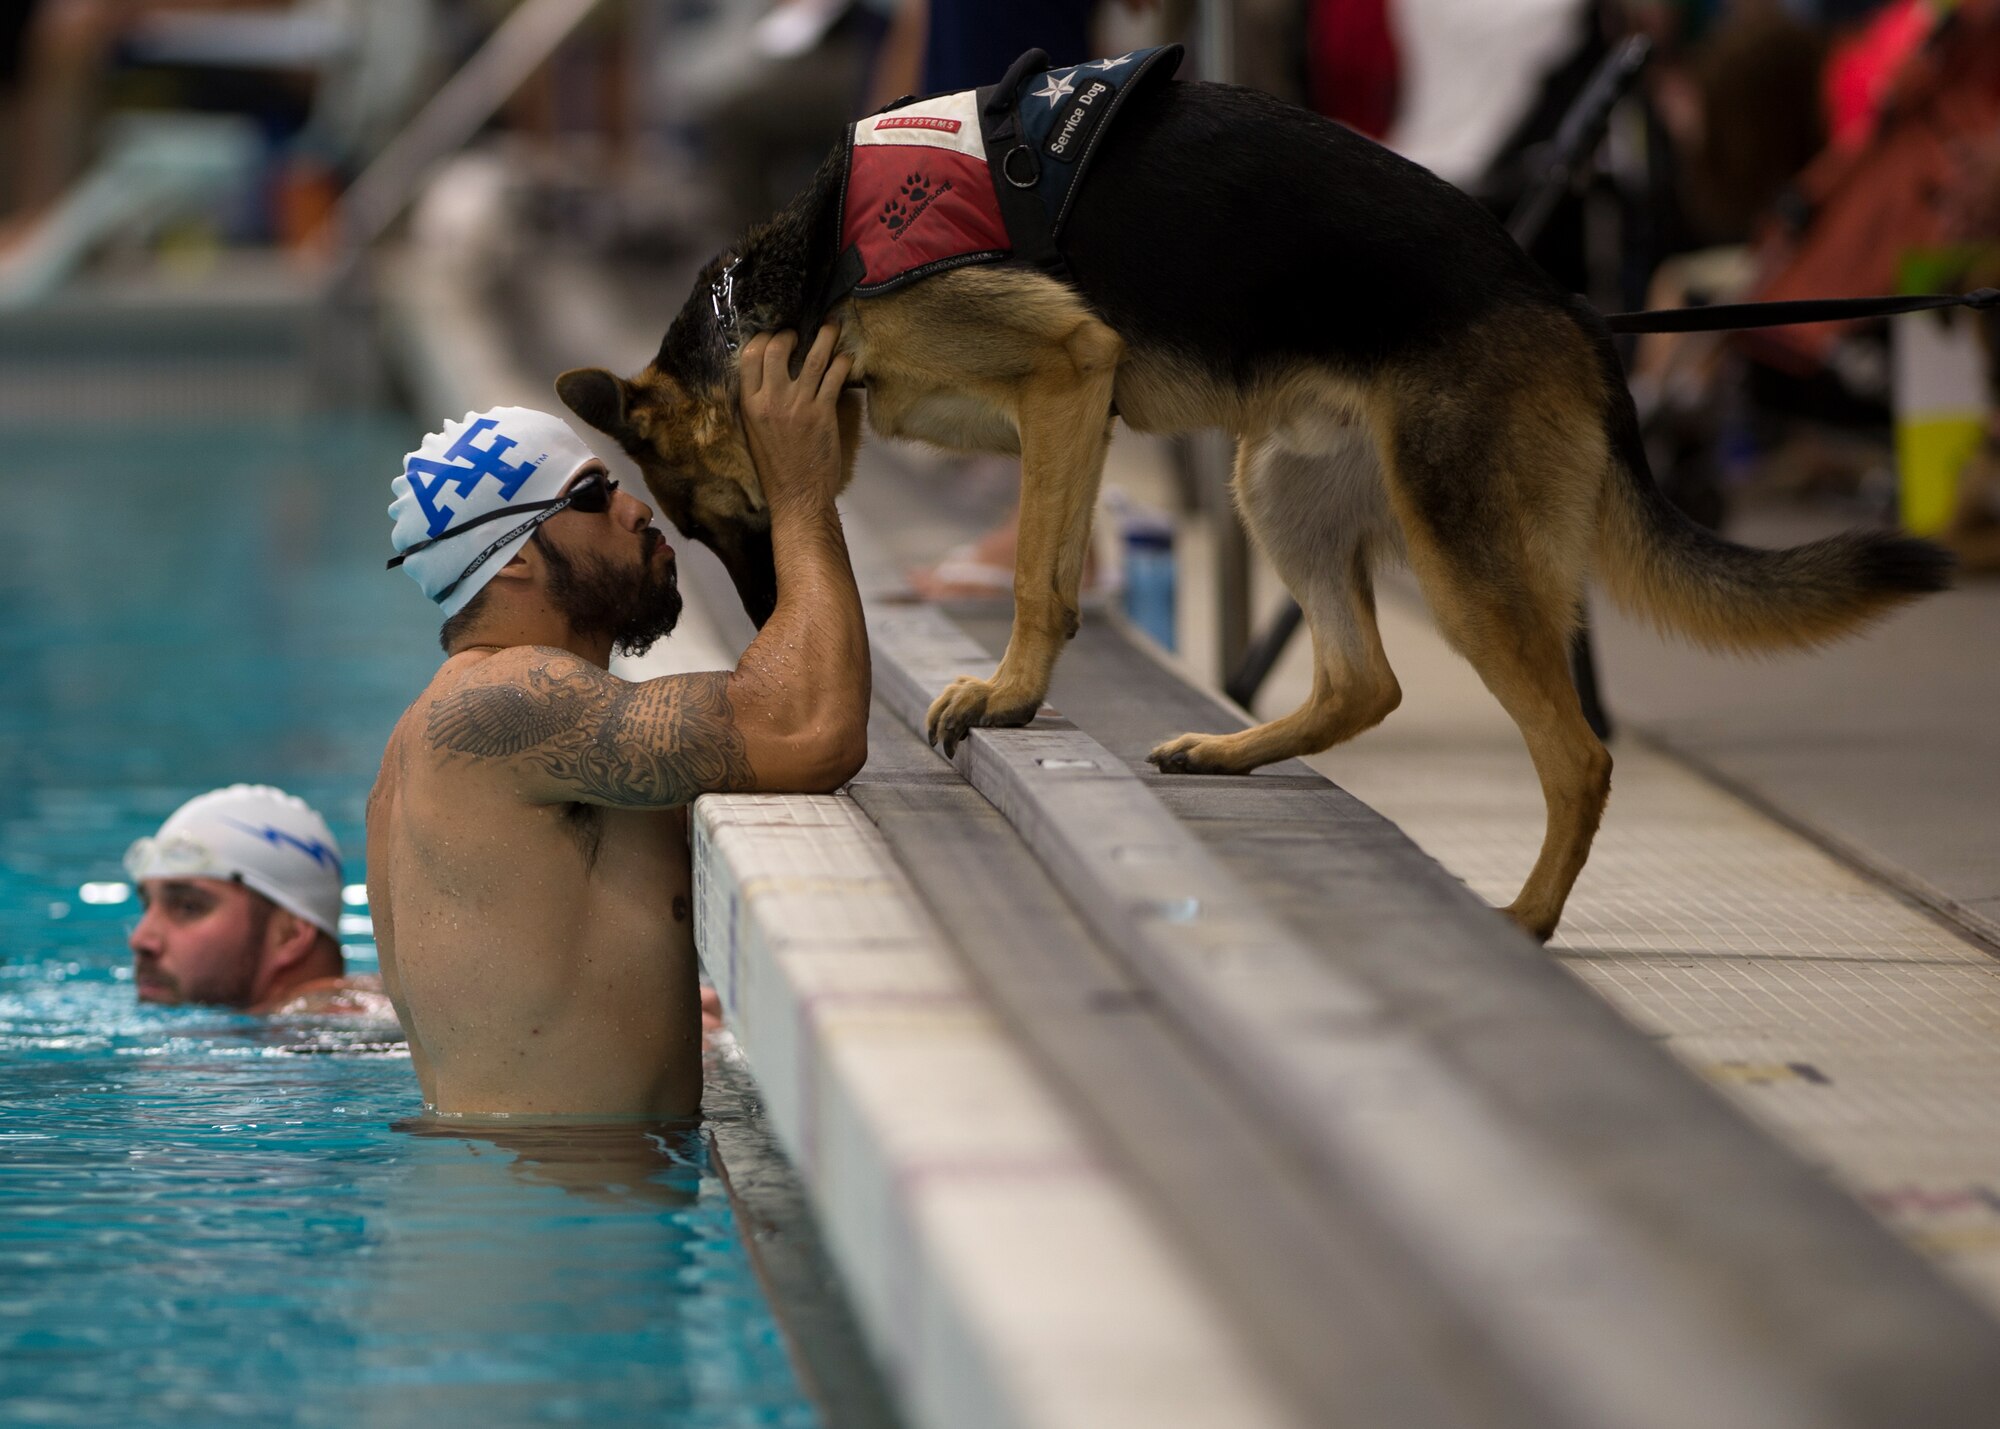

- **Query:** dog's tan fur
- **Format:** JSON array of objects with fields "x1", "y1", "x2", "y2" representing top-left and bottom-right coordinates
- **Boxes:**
[{"x1": 564, "y1": 257, "x2": 1943, "y2": 941}]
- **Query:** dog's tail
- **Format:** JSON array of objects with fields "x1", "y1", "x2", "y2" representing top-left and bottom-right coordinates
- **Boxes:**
[{"x1": 1576, "y1": 307, "x2": 1953, "y2": 652}]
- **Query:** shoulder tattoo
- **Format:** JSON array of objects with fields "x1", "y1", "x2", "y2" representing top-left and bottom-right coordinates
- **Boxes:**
[{"x1": 424, "y1": 658, "x2": 752, "y2": 806}]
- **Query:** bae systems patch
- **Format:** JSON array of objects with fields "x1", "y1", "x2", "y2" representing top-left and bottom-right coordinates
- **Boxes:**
[{"x1": 832, "y1": 46, "x2": 1183, "y2": 298}]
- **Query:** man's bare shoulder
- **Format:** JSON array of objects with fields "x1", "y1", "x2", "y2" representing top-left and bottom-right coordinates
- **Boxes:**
[
  {"x1": 369, "y1": 651, "x2": 557, "y2": 814},
  {"x1": 415, "y1": 647, "x2": 748, "y2": 809},
  {"x1": 418, "y1": 646, "x2": 618, "y2": 761}
]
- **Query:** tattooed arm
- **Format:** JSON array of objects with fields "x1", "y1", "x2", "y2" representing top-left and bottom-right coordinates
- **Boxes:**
[
  {"x1": 423, "y1": 328, "x2": 869, "y2": 807},
  {"x1": 422, "y1": 651, "x2": 762, "y2": 807}
]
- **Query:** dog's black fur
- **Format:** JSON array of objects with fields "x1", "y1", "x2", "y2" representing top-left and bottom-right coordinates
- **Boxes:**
[
  {"x1": 562, "y1": 76, "x2": 1949, "y2": 940},
  {"x1": 662, "y1": 81, "x2": 1564, "y2": 410},
  {"x1": 1061, "y1": 81, "x2": 1554, "y2": 370}
]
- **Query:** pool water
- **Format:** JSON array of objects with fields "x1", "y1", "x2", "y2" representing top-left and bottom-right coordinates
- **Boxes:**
[{"x1": 0, "y1": 418, "x2": 824, "y2": 1426}]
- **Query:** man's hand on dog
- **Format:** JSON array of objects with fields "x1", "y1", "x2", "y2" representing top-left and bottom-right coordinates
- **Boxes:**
[{"x1": 739, "y1": 326, "x2": 852, "y2": 514}]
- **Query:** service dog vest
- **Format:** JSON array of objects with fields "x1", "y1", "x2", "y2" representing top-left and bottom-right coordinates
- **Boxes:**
[{"x1": 819, "y1": 45, "x2": 1184, "y2": 308}]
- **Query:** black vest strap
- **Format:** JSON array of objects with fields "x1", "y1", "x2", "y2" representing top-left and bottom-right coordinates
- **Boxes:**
[
  {"x1": 977, "y1": 54, "x2": 1064, "y2": 278},
  {"x1": 983, "y1": 49, "x2": 1051, "y2": 113}
]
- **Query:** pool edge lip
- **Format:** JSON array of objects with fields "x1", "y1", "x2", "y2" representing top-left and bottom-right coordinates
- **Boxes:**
[
  {"x1": 705, "y1": 1049, "x2": 907, "y2": 1429},
  {"x1": 692, "y1": 792, "x2": 1306, "y2": 1429}
]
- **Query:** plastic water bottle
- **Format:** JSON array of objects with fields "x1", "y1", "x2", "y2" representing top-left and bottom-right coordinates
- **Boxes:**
[{"x1": 1120, "y1": 505, "x2": 1177, "y2": 652}]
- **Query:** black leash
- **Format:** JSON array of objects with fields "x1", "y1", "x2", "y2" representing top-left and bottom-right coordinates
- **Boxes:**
[{"x1": 1605, "y1": 286, "x2": 2000, "y2": 334}]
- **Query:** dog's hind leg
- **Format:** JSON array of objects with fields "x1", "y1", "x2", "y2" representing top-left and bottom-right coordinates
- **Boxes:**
[
  {"x1": 1374, "y1": 382, "x2": 1612, "y2": 942},
  {"x1": 1150, "y1": 431, "x2": 1402, "y2": 774},
  {"x1": 1412, "y1": 569, "x2": 1608, "y2": 941},
  {"x1": 925, "y1": 317, "x2": 1124, "y2": 752}
]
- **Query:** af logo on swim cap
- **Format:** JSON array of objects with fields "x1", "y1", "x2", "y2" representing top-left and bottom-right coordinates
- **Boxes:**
[
  {"x1": 389, "y1": 407, "x2": 603, "y2": 615},
  {"x1": 403, "y1": 417, "x2": 548, "y2": 539}
]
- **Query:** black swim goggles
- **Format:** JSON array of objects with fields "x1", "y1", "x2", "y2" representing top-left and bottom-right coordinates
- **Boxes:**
[{"x1": 387, "y1": 470, "x2": 618, "y2": 605}]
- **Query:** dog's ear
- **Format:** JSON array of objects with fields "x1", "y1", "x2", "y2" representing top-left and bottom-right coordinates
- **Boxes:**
[{"x1": 555, "y1": 368, "x2": 635, "y2": 441}]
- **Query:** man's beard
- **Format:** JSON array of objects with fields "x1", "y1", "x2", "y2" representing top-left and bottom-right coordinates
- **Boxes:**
[{"x1": 538, "y1": 530, "x2": 683, "y2": 658}]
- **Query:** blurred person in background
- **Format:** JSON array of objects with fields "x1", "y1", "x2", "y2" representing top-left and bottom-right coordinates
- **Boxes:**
[
  {"x1": 125, "y1": 784, "x2": 390, "y2": 1017},
  {"x1": 1737, "y1": 0, "x2": 2000, "y2": 373},
  {"x1": 658, "y1": 0, "x2": 901, "y2": 235},
  {"x1": 1630, "y1": 0, "x2": 2000, "y2": 510},
  {"x1": 0, "y1": 0, "x2": 289, "y2": 250},
  {"x1": 867, "y1": 0, "x2": 1138, "y2": 103},
  {"x1": 447, "y1": 0, "x2": 639, "y2": 177}
]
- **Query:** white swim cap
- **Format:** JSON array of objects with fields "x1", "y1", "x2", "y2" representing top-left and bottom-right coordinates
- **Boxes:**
[
  {"x1": 124, "y1": 785, "x2": 344, "y2": 938},
  {"x1": 388, "y1": 406, "x2": 604, "y2": 615}
]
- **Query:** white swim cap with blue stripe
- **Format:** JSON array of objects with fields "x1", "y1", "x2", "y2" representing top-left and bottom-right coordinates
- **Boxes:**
[
  {"x1": 124, "y1": 784, "x2": 344, "y2": 938},
  {"x1": 389, "y1": 407, "x2": 603, "y2": 616}
]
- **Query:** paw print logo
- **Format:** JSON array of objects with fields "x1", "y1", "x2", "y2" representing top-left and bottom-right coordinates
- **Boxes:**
[
  {"x1": 899, "y1": 172, "x2": 931, "y2": 204},
  {"x1": 878, "y1": 198, "x2": 908, "y2": 231}
]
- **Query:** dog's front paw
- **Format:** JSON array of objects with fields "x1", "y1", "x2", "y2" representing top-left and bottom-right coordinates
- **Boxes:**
[
  {"x1": 925, "y1": 677, "x2": 1040, "y2": 756},
  {"x1": 1147, "y1": 732, "x2": 1244, "y2": 776}
]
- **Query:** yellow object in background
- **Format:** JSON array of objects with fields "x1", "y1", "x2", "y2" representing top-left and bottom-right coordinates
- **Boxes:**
[
  {"x1": 1896, "y1": 416, "x2": 1984, "y2": 534},
  {"x1": 1893, "y1": 249, "x2": 1994, "y2": 534}
]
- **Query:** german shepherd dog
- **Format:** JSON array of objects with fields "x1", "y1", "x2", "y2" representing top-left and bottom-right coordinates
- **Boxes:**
[{"x1": 556, "y1": 76, "x2": 1950, "y2": 940}]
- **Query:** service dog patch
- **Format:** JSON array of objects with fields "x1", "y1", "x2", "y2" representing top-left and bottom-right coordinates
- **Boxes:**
[
  {"x1": 1012, "y1": 50, "x2": 1175, "y2": 231},
  {"x1": 844, "y1": 88, "x2": 1010, "y2": 293}
]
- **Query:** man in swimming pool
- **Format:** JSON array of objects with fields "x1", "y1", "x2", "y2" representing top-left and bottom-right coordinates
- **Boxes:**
[
  {"x1": 125, "y1": 783, "x2": 386, "y2": 1015},
  {"x1": 368, "y1": 327, "x2": 868, "y2": 1119}
]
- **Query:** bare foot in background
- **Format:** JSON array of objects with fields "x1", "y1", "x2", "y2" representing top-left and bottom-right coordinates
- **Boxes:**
[{"x1": 906, "y1": 508, "x2": 1103, "y2": 601}]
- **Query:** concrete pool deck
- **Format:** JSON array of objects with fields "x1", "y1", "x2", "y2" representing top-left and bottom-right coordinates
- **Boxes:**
[{"x1": 1251, "y1": 541, "x2": 2000, "y2": 1318}]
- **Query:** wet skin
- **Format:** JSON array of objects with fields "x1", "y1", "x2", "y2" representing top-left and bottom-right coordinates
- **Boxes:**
[
  {"x1": 128, "y1": 876, "x2": 373, "y2": 1014},
  {"x1": 368, "y1": 332, "x2": 868, "y2": 1119},
  {"x1": 367, "y1": 478, "x2": 705, "y2": 1118}
]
